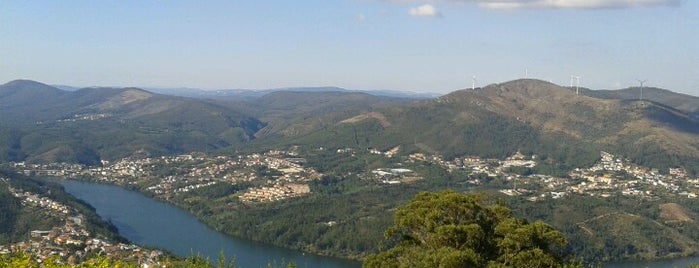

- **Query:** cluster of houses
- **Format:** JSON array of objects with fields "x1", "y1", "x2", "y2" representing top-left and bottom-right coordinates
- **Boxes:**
[
  {"x1": 8, "y1": 151, "x2": 322, "y2": 203},
  {"x1": 410, "y1": 149, "x2": 699, "y2": 201},
  {"x1": 1, "y1": 180, "x2": 166, "y2": 266},
  {"x1": 567, "y1": 151, "x2": 690, "y2": 198},
  {"x1": 9, "y1": 145, "x2": 699, "y2": 207},
  {"x1": 368, "y1": 168, "x2": 421, "y2": 184},
  {"x1": 9, "y1": 187, "x2": 72, "y2": 215},
  {"x1": 239, "y1": 184, "x2": 311, "y2": 203},
  {"x1": 35, "y1": 113, "x2": 111, "y2": 125},
  {"x1": 56, "y1": 113, "x2": 111, "y2": 123}
]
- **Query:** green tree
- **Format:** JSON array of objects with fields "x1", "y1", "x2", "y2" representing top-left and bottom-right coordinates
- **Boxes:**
[
  {"x1": 0, "y1": 252, "x2": 135, "y2": 268},
  {"x1": 0, "y1": 251, "x2": 299, "y2": 268},
  {"x1": 364, "y1": 190, "x2": 576, "y2": 268}
]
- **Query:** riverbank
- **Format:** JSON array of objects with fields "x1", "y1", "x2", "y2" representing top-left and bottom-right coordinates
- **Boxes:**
[{"x1": 55, "y1": 179, "x2": 361, "y2": 268}]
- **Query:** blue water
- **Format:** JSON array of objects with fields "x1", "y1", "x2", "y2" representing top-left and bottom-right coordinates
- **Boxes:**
[
  {"x1": 56, "y1": 179, "x2": 361, "y2": 268},
  {"x1": 55, "y1": 179, "x2": 699, "y2": 268},
  {"x1": 604, "y1": 257, "x2": 699, "y2": 268}
]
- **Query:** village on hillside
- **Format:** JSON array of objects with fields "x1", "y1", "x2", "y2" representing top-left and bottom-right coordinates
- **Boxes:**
[
  {"x1": 0, "y1": 177, "x2": 166, "y2": 266},
  {"x1": 4, "y1": 146, "x2": 699, "y2": 265},
  {"x1": 7, "y1": 145, "x2": 699, "y2": 206}
]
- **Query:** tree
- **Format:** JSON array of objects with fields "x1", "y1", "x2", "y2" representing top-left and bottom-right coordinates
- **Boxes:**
[
  {"x1": 0, "y1": 252, "x2": 135, "y2": 268},
  {"x1": 364, "y1": 190, "x2": 577, "y2": 268},
  {"x1": 0, "y1": 251, "x2": 299, "y2": 268}
]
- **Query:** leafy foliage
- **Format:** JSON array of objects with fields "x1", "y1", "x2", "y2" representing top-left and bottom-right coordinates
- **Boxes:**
[
  {"x1": 0, "y1": 252, "x2": 133, "y2": 268},
  {"x1": 0, "y1": 251, "x2": 298, "y2": 268},
  {"x1": 364, "y1": 190, "x2": 575, "y2": 268}
]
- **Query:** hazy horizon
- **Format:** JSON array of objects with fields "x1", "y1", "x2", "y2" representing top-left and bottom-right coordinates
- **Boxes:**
[{"x1": 1, "y1": 0, "x2": 697, "y2": 94}]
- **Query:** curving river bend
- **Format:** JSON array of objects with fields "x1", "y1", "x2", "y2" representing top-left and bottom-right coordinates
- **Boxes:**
[
  {"x1": 54, "y1": 179, "x2": 699, "y2": 268},
  {"x1": 55, "y1": 179, "x2": 361, "y2": 268}
]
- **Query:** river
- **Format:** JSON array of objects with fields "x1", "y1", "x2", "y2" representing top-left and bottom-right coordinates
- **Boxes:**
[
  {"x1": 55, "y1": 179, "x2": 361, "y2": 268},
  {"x1": 53, "y1": 179, "x2": 699, "y2": 268},
  {"x1": 604, "y1": 257, "x2": 699, "y2": 268}
]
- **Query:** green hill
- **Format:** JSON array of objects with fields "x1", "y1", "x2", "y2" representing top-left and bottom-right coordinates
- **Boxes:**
[
  {"x1": 0, "y1": 168, "x2": 122, "y2": 244},
  {"x1": 6, "y1": 79, "x2": 699, "y2": 263},
  {"x1": 587, "y1": 86, "x2": 699, "y2": 117},
  {"x1": 240, "y1": 90, "x2": 410, "y2": 138},
  {"x1": 256, "y1": 79, "x2": 699, "y2": 173},
  {"x1": 0, "y1": 80, "x2": 265, "y2": 164},
  {"x1": 5, "y1": 78, "x2": 699, "y2": 173}
]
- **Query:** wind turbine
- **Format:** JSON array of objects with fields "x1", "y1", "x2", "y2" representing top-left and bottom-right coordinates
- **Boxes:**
[
  {"x1": 472, "y1": 76, "x2": 476, "y2": 90},
  {"x1": 571, "y1": 75, "x2": 581, "y2": 95},
  {"x1": 637, "y1": 79, "x2": 647, "y2": 101},
  {"x1": 576, "y1": 76, "x2": 581, "y2": 95}
]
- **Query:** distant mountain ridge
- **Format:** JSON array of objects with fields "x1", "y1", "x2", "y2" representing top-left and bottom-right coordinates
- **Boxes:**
[
  {"x1": 6, "y1": 78, "x2": 699, "y2": 264},
  {"x1": 246, "y1": 90, "x2": 410, "y2": 138},
  {"x1": 3, "y1": 79, "x2": 699, "y2": 173},
  {"x1": 0, "y1": 80, "x2": 413, "y2": 164},
  {"x1": 0, "y1": 80, "x2": 67, "y2": 112},
  {"x1": 264, "y1": 79, "x2": 699, "y2": 173},
  {"x1": 586, "y1": 87, "x2": 699, "y2": 118},
  {"x1": 145, "y1": 86, "x2": 441, "y2": 100},
  {"x1": 0, "y1": 80, "x2": 266, "y2": 164}
]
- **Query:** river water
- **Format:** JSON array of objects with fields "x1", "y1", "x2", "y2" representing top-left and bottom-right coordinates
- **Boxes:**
[
  {"x1": 604, "y1": 257, "x2": 699, "y2": 268},
  {"x1": 54, "y1": 179, "x2": 699, "y2": 268},
  {"x1": 55, "y1": 179, "x2": 361, "y2": 268}
]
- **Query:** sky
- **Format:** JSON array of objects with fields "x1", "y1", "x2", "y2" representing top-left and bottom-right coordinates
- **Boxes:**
[{"x1": 1, "y1": 0, "x2": 697, "y2": 94}]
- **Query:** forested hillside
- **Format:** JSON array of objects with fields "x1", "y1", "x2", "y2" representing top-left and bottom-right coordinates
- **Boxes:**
[
  {"x1": 0, "y1": 168, "x2": 122, "y2": 244},
  {"x1": 5, "y1": 79, "x2": 699, "y2": 264},
  {"x1": 0, "y1": 80, "x2": 265, "y2": 164},
  {"x1": 253, "y1": 79, "x2": 699, "y2": 174}
]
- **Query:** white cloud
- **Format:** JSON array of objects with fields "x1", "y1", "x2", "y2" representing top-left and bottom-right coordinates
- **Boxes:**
[
  {"x1": 409, "y1": 4, "x2": 442, "y2": 17},
  {"x1": 380, "y1": 0, "x2": 682, "y2": 10},
  {"x1": 478, "y1": 0, "x2": 682, "y2": 9}
]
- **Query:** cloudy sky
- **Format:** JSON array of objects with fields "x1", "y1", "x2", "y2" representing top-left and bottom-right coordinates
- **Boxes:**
[{"x1": 1, "y1": 0, "x2": 697, "y2": 94}]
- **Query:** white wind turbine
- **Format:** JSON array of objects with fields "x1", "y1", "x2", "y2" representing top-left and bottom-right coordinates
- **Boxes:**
[
  {"x1": 570, "y1": 75, "x2": 581, "y2": 95},
  {"x1": 637, "y1": 79, "x2": 647, "y2": 101}
]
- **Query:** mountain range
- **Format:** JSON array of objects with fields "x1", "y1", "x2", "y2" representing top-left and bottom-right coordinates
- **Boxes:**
[
  {"x1": 0, "y1": 80, "x2": 265, "y2": 164},
  {"x1": 2, "y1": 79, "x2": 699, "y2": 173},
  {"x1": 5, "y1": 78, "x2": 699, "y2": 263},
  {"x1": 251, "y1": 79, "x2": 699, "y2": 173},
  {"x1": 142, "y1": 86, "x2": 441, "y2": 100}
]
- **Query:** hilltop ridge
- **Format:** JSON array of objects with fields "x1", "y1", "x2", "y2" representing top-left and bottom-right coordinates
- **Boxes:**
[
  {"x1": 4, "y1": 79, "x2": 699, "y2": 263},
  {"x1": 273, "y1": 79, "x2": 699, "y2": 173},
  {"x1": 3, "y1": 78, "x2": 699, "y2": 173},
  {"x1": 0, "y1": 80, "x2": 265, "y2": 164}
]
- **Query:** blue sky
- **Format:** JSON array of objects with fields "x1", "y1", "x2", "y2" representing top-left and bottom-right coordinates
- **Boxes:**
[{"x1": 1, "y1": 0, "x2": 697, "y2": 94}]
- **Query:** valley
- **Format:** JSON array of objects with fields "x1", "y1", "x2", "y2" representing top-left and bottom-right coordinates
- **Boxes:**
[
  {"x1": 7, "y1": 146, "x2": 699, "y2": 262},
  {"x1": 4, "y1": 0, "x2": 697, "y2": 266},
  {"x1": 3, "y1": 79, "x2": 699, "y2": 264}
]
